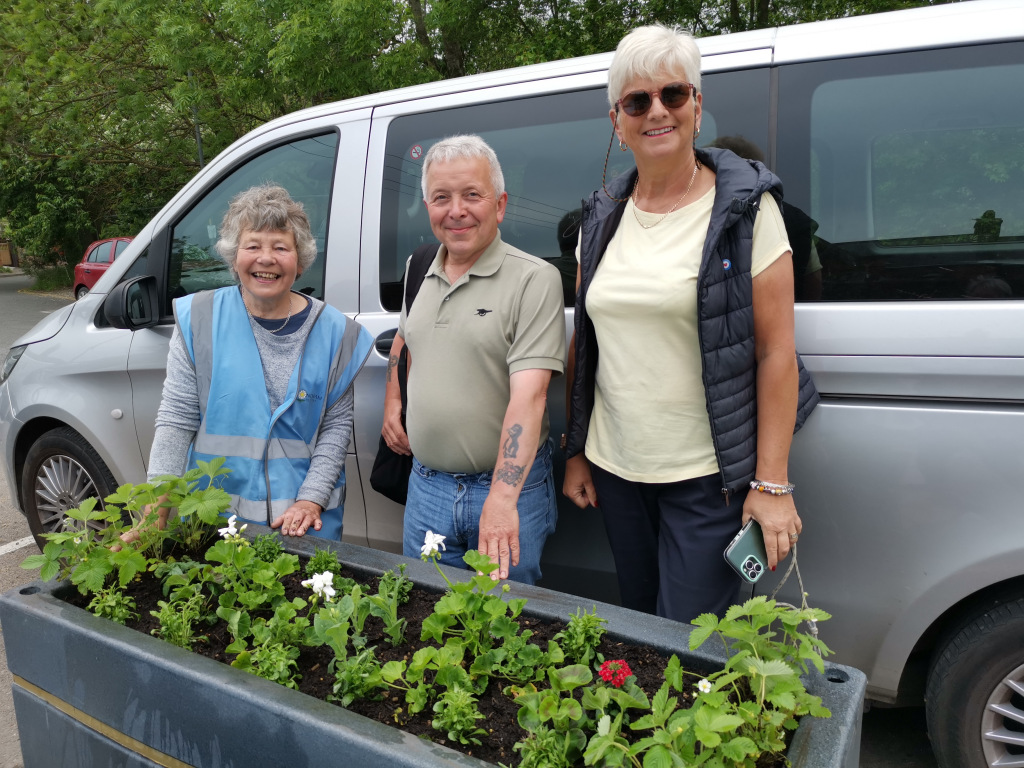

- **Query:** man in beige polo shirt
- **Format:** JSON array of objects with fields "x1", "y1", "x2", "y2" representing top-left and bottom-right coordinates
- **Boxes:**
[{"x1": 381, "y1": 135, "x2": 565, "y2": 584}]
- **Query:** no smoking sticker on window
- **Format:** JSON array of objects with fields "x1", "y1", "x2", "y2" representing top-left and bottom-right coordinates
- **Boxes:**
[{"x1": 410, "y1": 145, "x2": 423, "y2": 160}]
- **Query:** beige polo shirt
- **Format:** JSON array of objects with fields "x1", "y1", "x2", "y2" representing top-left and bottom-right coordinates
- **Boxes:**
[{"x1": 398, "y1": 234, "x2": 566, "y2": 473}]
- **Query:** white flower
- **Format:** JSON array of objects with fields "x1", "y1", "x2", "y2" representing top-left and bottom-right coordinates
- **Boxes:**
[
  {"x1": 421, "y1": 530, "x2": 447, "y2": 559},
  {"x1": 301, "y1": 571, "x2": 336, "y2": 601},
  {"x1": 697, "y1": 678, "x2": 712, "y2": 694},
  {"x1": 218, "y1": 515, "x2": 239, "y2": 538}
]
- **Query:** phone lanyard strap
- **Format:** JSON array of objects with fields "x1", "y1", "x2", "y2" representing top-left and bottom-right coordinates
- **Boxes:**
[{"x1": 768, "y1": 545, "x2": 821, "y2": 651}]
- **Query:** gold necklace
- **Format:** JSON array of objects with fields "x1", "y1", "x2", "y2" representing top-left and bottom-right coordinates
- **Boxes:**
[
  {"x1": 631, "y1": 160, "x2": 701, "y2": 229},
  {"x1": 242, "y1": 289, "x2": 293, "y2": 334}
]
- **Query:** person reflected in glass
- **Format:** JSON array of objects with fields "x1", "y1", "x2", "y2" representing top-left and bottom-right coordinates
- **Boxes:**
[{"x1": 563, "y1": 25, "x2": 819, "y2": 622}]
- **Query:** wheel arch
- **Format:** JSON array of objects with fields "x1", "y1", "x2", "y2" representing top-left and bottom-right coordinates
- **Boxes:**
[
  {"x1": 13, "y1": 416, "x2": 127, "y2": 511},
  {"x1": 894, "y1": 574, "x2": 1024, "y2": 705}
]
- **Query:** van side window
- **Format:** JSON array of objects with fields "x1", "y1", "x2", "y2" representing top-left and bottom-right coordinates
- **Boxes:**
[
  {"x1": 167, "y1": 132, "x2": 339, "y2": 304},
  {"x1": 776, "y1": 43, "x2": 1024, "y2": 302},
  {"x1": 379, "y1": 70, "x2": 769, "y2": 311}
]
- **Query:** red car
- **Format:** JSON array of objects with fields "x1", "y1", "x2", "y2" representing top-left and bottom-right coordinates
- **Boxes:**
[{"x1": 73, "y1": 237, "x2": 133, "y2": 299}]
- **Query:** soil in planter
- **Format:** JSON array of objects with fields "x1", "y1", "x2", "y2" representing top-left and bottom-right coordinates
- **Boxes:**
[{"x1": 61, "y1": 558, "x2": 789, "y2": 767}]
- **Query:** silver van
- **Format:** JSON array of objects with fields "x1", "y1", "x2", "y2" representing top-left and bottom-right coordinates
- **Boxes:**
[{"x1": 2, "y1": 2, "x2": 1022, "y2": 765}]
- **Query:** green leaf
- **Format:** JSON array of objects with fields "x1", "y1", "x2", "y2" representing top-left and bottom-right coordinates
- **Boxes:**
[
  {"x1": 381, "y1": 660, "x2": 406, "y2": 683},
  {"x1": 549, "y1": 664, "x2": 592, "y2": 691},
  {"x1": 689, "y1": 614, "x2": 718, "y2": 649},
  {"x1": 642, "y1": 745, "x2": 675, "y2": 768},
  {"x1": 720, "y1": 736, "x2": 758, "y2": 761},
  {"x1": 421, "y1": 611, "x2": 454, "y2": 643}
]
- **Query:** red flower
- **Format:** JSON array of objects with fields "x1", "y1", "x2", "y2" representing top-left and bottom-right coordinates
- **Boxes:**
[{"x1": 598, "y1": 660, "x2": 632, "y2": 688}]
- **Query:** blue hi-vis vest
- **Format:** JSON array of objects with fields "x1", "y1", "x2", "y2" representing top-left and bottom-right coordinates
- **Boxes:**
[{"x1": 174, "y1": 287, "x2": 373, "y2": 540}]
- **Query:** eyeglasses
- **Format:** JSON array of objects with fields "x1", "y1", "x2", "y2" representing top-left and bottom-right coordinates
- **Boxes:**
[{"x1": 616, "y1": 83, "x2": 696, "y2": 117}]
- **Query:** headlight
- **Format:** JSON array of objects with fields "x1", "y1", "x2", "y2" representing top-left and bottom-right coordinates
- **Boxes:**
[{"x1": 0, "y1": 345, "x2": 26, "y2": 384}]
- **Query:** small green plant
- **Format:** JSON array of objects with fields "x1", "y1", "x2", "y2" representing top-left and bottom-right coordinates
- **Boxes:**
[
  {"x1": 419, "y1": 539, "x2": 527, "y2": 662},
  {"x1": 305, "y1": 547, "x2": 341, "y2": 577},
  {"x1": 431, "y1": 686, "x2": 488, "y2": 745},
  {"x1": 151, "y1": 585, "x2": 208, "y2": 649},
  {"x1": 329, "y1": 647, "x2": 387, "y2": 707},
  {"x1": 367, "y1": 564, "x2": 412, "y2": 646},
  {"x1": 232, "y1": 598, "x2": 310, "y2": 689},
  {"x1": 21, "y1": 496, "x2": 148, "y2": 594},
  {"x1": 555, "y1": 606, "x2": 607, "y2": 666},
  {"x1": 87, "y1": 586, "x2": 137, "y2": 625},
  {"x1": 251, "y1": 532, "x2": 285, "y2": 563}
]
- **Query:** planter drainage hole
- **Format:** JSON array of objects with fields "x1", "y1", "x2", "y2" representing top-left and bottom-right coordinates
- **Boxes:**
[
  {"x1": 825, "y1": 667, "x2": 849, "y2": 684},
  {"x1": 20, "y1": 586, "x2": 40, "y2": 595}
]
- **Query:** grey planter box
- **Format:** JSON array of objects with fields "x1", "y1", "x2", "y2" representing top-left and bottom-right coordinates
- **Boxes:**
[{"x1": 1, "y1": 528, "x2": 865, "y2": 768}]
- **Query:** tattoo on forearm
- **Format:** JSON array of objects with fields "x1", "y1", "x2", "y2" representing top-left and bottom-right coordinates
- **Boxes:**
[
  {"x1": 502, "y1": 424, "x2": 523, "y2": 459},
  {"x1": 495, "y1": 461, "x2": 525, "y2": 487},
  {"x1": 387, "y1": 354, "x2": 398, "y2": 383}
]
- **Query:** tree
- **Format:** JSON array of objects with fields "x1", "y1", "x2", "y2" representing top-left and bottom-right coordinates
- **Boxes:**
[{"x1": 0, "y1": 0, "x2": 952, "y2": 274}]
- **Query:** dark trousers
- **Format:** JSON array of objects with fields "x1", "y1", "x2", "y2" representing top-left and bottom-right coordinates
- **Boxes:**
[{"x1": 590, "y1": 465, "x2": 744, "y2": 623}]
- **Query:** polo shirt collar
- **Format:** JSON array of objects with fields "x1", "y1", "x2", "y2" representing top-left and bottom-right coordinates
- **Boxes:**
[{"x1": 432, "y1": 231, "x2": 508, "y2": 282}]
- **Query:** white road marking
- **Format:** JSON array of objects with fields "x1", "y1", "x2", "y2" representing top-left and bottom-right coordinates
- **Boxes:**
[{"x1": 0, "y1": 536, "x2": 35, "y2": 557}]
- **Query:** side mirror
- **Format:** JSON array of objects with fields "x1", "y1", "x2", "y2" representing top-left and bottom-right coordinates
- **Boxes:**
[{"x1": 104, "y1": 276, "x2": 160, "y2": 330}]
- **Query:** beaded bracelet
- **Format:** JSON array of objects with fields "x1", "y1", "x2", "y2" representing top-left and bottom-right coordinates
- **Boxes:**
[{"x1": 749, "y1": 479, "x2": 796, "y2": 496}]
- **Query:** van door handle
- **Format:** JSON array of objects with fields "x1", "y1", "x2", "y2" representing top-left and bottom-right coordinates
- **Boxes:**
[{"x1": 375, "y1": 329, "x2": 397, "y2": 355}]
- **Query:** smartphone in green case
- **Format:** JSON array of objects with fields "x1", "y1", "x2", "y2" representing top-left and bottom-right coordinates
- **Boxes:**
[{"x1": 723, "y1": 520, "x2": 768, "y2": 584}]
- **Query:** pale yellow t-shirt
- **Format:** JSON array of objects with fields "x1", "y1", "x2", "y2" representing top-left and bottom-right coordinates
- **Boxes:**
[{"x1": 584, "y1": 188, "x2": 790, "y2": 483}]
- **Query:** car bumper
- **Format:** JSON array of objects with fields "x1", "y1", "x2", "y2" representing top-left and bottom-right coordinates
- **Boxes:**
[{"x1": 0, "y1": 381, "x2": 24, "y2": 511}]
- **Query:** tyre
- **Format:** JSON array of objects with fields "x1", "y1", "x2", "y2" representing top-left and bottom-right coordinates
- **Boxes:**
[
  {"x1": 926, "y1": 597, "x2": 1024, "y2": 768},
  {"x1": 75, "y1": 285, "x2": 89, "y2": 300},
  {"x1": 21, "y1": 427, "x2": 118, "y2": 550}
]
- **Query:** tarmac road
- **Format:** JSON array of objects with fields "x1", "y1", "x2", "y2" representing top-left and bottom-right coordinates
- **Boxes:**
[{"x1": 0, "y1": 269, "x2": 936, "y2": 767}]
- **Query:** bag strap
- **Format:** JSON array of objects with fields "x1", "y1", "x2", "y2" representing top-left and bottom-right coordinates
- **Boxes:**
[
  {"x1": 398, "y1": 243, "x2": 440, "y2": 416},
  {"x1": 404, "y1": 243, "x2": 439, "y2": 314}
]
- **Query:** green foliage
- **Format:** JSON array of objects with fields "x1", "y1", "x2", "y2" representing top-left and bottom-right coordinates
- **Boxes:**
[
  {"x1": 555, "y1": 605, "x2": 607, "y2": 666},
  {"x1": 20, "y1": 496, "x2": 147, "y2": 593},
  {"x1": 251, "y1": 532, "x2": 285, "y2": 564},
  {"x1": 0, "y1": 0, "x2": 941, "y2": 264},
  {"x1": 366, "y1": 564, "x2": 412, "y2": 646},
  {"x1": 431, "y1": 686, "x2": 488, "y2": 745},
  {"x1": 87, "y1": 586, "x2": 138, "y2": 625},
  {"x1": 330, "y1": 647, "x2": 387, "y2": 707},
  {"x1": 305, "y1": 547, "x2": 342, "y2": 578},
  {"x1": 151, "y1": 585, "x2": 208, "y2": 649}
]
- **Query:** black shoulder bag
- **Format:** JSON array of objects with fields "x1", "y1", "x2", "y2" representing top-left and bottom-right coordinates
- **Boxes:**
[{"x1": 369, "y1": 243, "x2": 439, "y2": 504}]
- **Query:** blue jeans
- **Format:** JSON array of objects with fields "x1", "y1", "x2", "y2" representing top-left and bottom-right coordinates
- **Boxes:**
[{"x1": 403, "y1": 441, "x2": 557, "y2": 585}]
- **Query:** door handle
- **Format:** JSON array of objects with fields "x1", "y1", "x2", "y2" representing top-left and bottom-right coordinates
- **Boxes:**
[{"x1": 375, "y1": 328, "x2": 397, "y2": 356}]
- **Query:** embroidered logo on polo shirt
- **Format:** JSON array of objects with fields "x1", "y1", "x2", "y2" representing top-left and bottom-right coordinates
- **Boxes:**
[{"x1": 475, "y1": 308, "x2": 493, "y2": 317}]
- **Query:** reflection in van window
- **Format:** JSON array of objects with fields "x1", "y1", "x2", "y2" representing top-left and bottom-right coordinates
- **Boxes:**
[
  {"x1": 778, "y1": 45, "x2": 1023, "y2": 302},
  {"x1": 379, "y1": 69, "x2": 769, "y2": 310},
  {"x1": 168, "y1": 133, "x2": 339, "y2": 304}
]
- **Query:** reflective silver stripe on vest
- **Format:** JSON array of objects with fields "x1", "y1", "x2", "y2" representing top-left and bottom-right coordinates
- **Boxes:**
[
  {"x1": 191, "y1": 428, "x2": 312, "y2": 461},
  {"x1": 189, "y1": 291, "x2": 217, "y2": 413},
  {"x1": 231, "y1": 485, "x2": 345, "y2": 520},
  {"x1": 326, "y1": 317, "x2": 363, "y2": 405}
]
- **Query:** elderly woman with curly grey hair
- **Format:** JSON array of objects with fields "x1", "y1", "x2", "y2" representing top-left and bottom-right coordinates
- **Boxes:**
[
  {"x1": 563, "y1": 25, "x2": 819, "y2": 622},
  {"x1": 126, "y1": 184, "x2": 373, "y2": 543}
]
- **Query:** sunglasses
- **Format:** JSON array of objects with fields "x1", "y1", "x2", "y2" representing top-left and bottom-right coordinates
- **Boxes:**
[{"x1": 617, "y1": 82, "x2": 696, "y2": 117}]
